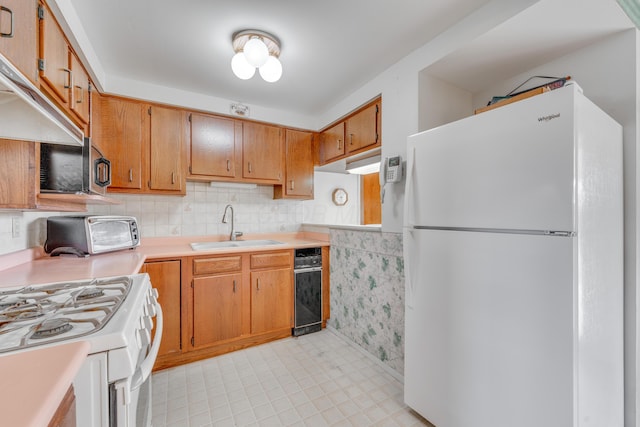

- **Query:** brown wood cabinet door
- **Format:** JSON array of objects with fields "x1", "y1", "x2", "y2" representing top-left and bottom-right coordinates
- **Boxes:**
[
  {"x1": 242, "y1": 121, "x2": 283, "y2": 182},
  {"x1": 98, "y1": 96, "x2": 145, "y2": 190},
  {"x1": 362, "y1": 172, "x2": 381, "y2": 224},
  {"x1": 193, "y1": 273, "x2": 242, "y2": 347},
  {"x1": 141, "y1": 260, "x2": 182, "y2": 358},
  {"x1": 320, "y1": 122, "x2": 345, "y2": 164},
  {"x1": 250, "y1": 268, "x2": 292, "y2": 334},
  {"x1": 190, "y1": 113, "x2": 239, "y2": 178},
  {"x1": 149, "y1": 105, "x2": 184, "y2": 191},
  {"x1": 345, "y1": 102, "x2": 380, "y2": 153},
  {"x1": 0, "y1": 139, "x2": 35, "y2": 209},
  {"x1": 69, "y1": 52, "x2": 90, "y2": 124},
  {"x1": 0, "y1": 0, "x2": 38, "y2": 83},
  {"x1": 38, "y1": 2, "x2": 69, "y2": 105},
  {"x1": 284, "y1": 129, "x2": 313, "y2": 198}
]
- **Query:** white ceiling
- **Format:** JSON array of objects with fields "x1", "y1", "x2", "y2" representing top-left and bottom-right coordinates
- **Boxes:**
[
  {"x1": 61, "y1": 0, "x2": 634, "y2": 119},
  {"x1": 64, "y1": 0, "x2": 493, "y2": 115}
]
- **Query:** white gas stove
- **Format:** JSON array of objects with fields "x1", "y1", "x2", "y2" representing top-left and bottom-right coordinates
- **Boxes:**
[{"x1": 0, "y1": 273, "x2": 162, "y2": 427}]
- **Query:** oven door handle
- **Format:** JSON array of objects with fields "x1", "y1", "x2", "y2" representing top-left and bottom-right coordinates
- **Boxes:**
[{"x1": 131, "y1": 298, "x2": 163, "y2": 391}]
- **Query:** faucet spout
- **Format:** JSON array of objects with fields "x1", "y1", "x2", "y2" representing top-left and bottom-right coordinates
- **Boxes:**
[{"x1": 222, "y1": 204, "x2": 242, "y2": 241}]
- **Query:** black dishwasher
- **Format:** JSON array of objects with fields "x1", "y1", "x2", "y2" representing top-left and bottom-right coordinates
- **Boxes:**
[{"x1": 293, "y1": 247, "x2": 323, "y2": 336}]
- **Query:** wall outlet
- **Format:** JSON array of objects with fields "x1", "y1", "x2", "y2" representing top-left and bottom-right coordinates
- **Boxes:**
[{"x1": 11, "y1": 217, "x2": 20, "y2": 238}]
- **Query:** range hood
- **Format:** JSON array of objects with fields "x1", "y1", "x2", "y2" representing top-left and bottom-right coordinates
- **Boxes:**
[{"x1": 0, "y1": 52, "x2": 83, "y2": 146}]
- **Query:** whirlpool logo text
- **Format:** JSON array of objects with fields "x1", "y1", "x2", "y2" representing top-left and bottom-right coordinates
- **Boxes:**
[{"x1": 538, "y1": 113, "x2": 560, "y2": 122}]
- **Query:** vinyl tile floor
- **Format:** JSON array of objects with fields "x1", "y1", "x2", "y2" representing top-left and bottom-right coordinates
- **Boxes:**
[{"x1": 151, "y1": 329, "x2": 431, "y2": 427}]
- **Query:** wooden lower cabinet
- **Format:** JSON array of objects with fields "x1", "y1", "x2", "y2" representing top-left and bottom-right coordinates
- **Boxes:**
[
  {"x1": 250, "y1": 268, "x2": 293, "y2": 334},
  {"x1": 193, "y1": 273, "x2": 242, "y2": 347},
  {"x1": 141, "y1": 259, "x2": 182, "y2": 362},
  {"x1": 150, "y1": 247, "x2": 328, "y2": 371}
]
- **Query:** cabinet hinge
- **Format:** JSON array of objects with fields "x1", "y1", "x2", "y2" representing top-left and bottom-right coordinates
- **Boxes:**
[
  {"x1": 188, "y1": 165, "x2": 192, "y2": 174},
  {"x1": 191, "y1": 280, "x2": 194, "y2": 288},
  {"x1": 376, "y1": 104, "x2": 379, "y2": 113},
  {"x1": 38, "y1": 59, "x2": 45, "y2": 72},
  {"x1": 188, "y1": 113, "x2": 192, "y2": 122},
  {"x1": 148, "y1": 107, "x2": 152, "y2": 115},
  {"x1": 191, "y1": 337, "x2": 194, "y2": 346},
  {"x1": 88, "y1": 82, "x2": 93, "y2": 93},
  {"x1": 148, "y1": 180, "x2": 151, "y2": 189},
  {"x1": 38, "y1": 5, "x2": 44, "y2": 20},
  {"x1": 375, "y1": 133, "x2": 379, "y2": 142}
]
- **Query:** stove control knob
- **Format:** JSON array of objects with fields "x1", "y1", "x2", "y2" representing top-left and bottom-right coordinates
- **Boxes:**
[
  {"x1": 138, "y1": 327, "x2": 151, "y2": 349},
  {"x1": 143, "y1": 315, "x2": 153, "y2": 331},
  {"x1": 147, "y1": 301, "x2": 157, "y2": 317},
  {"x1": 152, "y1": 288, "x2": 159, "y2": 299}
]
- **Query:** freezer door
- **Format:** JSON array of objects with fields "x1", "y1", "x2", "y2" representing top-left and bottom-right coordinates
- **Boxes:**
[
  {"x1": 405, "y1": 86, "x2": 576, "y2": 232},
  {"x1": 404, "y1": 229, "x2": 575, "y2": 427}
]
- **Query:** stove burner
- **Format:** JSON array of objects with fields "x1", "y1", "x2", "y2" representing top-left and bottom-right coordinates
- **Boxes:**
[
  {"x1": 76, "y1": 287, "x2": 105, "y2": 301},
  {"x1": 32, "y1": 318, "x2": 73, "y2": 339}
]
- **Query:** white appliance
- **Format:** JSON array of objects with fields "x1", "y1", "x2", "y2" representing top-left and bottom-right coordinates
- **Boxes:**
[
  {"x1": 0, "y1": 273, "x2": 162, "y2": 427},
  {"x1": 403, "y1": 83, "x2": 623, "y2": 427}
]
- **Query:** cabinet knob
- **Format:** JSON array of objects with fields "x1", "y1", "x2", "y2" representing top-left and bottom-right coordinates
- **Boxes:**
[
  {"x1": 248, "y1": 162, "x2": 252, "y2": 173},
  {"x1": 63, "y1": 68, "x2": 72, "y2": 89},
  {"x1": 233, "y1": 279, "x2": 237, "y2": 293},
  {"x1": 290, "y1": 180, "x2": 295, "y2": 191},
  {"x1": 128, "y1": 168, "x2": 133, "y2": 182},
  {"x1": 171, "y1": 172, "x2": 176, "y2": 185},
  {"x1": 226, "y1": 159, "x2": 231, "y2": 172},
  {"x1": 256, "y1": 278, "x2": 260, "y2": 290}
]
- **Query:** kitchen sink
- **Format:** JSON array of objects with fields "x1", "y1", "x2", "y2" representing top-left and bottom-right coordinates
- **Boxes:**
[{"x1": 190, "y1": 239, "x2": 284, "y2": 251}]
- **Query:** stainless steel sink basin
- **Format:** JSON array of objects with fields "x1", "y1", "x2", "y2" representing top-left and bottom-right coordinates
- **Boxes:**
[{"x1": 190, "y1": 239, "x2": 284, "y2": 251}]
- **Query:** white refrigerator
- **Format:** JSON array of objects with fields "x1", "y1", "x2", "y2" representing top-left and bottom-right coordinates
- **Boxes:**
[{"x1": 403, "y1": 83, "x2": 623, "y2": 427}]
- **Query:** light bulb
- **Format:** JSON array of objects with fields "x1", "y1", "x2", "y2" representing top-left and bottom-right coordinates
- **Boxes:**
[
  {"x1": 259, "y1": 56, "x2": 282, "y2": 83},
  {"x1": 243, "y1": 37, "x2": 269, "y2": 67},
  {"x1": 231, "y1": 52, "x2": 255, "y2": 80}
]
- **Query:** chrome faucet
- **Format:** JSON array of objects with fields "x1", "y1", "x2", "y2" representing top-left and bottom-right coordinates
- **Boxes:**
[{"x1": 222, "y1": 204, "x2": 243, "y2": 241}]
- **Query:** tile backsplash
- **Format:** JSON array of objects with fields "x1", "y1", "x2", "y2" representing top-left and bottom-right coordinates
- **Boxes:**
[{"x1": 0, "y1": 182, "x2": 305, "y2": 255}]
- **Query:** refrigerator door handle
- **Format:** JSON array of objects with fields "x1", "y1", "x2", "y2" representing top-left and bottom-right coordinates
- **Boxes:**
[
  {"x1": 403, "y1": 228, "x2": 417, "y2": 309},
  {"x1": 404, "y1": 146, "x2": 417, "y2": 228}
]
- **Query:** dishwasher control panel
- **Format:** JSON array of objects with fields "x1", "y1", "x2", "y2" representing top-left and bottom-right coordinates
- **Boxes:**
[{"x1": 294, "y1": 247, "x2": 322, "y2": 270}]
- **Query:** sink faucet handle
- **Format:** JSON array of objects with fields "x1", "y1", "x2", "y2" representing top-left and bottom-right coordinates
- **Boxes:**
[{"x1": 233, "y1": 231, "x2": 243, "y2": 239}]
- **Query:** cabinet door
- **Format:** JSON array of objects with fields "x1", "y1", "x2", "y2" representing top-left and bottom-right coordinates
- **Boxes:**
[
  {"x1": 345, "y1": 101, "x2": 380, "y2": 153},
  {"x1": 0, "y1": 0, "x2": 37, "y2": 83},
  {"x1": 149, "y1": 105, "x2": 185, "y2": 192},
  {"x1": 0, "y1": 139, "x2": 35, "y2": 209},
  {"x1": 38, "y1": 2, "x2": 69, "y2": 104},
  {"x1": 69, "y1": 52, "x2": 90, "y2": 124},
  {"x1": 98, "y1": 96, "x2": 145, "y2": 190},
  {"x1": 242, "y1": 121, "x2": 283, "y2": 182},
  {"x1": 193, "y1": 273, "x2": 242, "y2": 347},
  {"x1": 190, "y1": 113, "x2": 239, "y2": 178},
  {"x1": 141, "y1": 260, "x2": 182, "y2": 358},
  {"x1": 282, "y1": 129, "x2": 313, "y2": 198},
  {"x1": 250, "y1": 268, "x2": 293, "y2": 334},
  {"x1": 320, "y1": 122, "x2": 345, "y2": 164}
]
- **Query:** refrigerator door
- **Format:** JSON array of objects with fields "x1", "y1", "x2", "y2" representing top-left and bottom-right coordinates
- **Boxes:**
[
  {"x1": 404, "y1": 228, "x2": 574, "y2": 427},
  {"x1": 405, "y1": 86, "x2": 576, "y2": 232}
]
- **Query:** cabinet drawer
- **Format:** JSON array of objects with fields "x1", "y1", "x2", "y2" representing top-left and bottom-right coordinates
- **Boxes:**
[
  {"x1": 193, "y1": 256, "x2": 242, "y2": 276},
  {"x1": 250, "y1": 251, "x2": 292, "y2": 269}
]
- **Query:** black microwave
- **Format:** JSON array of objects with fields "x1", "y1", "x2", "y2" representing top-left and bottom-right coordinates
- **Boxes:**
[{"x1": 40, "y1": 138, "x2": 111, "y2": 195}]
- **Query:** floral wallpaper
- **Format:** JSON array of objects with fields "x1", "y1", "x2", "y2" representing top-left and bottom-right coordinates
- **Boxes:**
[{"x1": 327, "y1": 228, "x2": 405, "y2": 375}]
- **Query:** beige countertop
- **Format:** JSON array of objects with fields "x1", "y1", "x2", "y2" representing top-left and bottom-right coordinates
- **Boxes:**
[
  {"x1": 0, "y1": 341, "x2": 89, "y2": 427},
  {"x1": 0, "y1": 232, "x2": 329, "y2": 288}
]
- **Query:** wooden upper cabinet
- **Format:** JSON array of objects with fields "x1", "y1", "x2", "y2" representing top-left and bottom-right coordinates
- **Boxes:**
[
  {"x1": 190, "y1": 113, "x2": 241, "y2": 179},
  {"x1": 345, "y1": 100, "x2": 380, "y2": 154},
  {"x1": 97, "y1": 96, "x2": 145, "y2": 191},
  {"x1": 320, "y1": 122, "x2": 345, "y2": 164},
  {"x1": 69, "y1": 52, "x2": 90, "y2": 124},
  {"x1": 242, "y1": 121, "x2": 283, "y2": 183},
  {"x1": 275, "y1": 129, "x2": 314, "y2": 199},
  {"x1": 0, "y1": 0, "x2": 38, "y2": 83},
  {"x1": 149, "y1": 105, "x2": 186, "y2": 193},
  {"x1": 38, "y1": 2, "x2": 69, "y2": 105}
]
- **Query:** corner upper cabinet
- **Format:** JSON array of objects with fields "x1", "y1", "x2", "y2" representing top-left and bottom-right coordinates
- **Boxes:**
[
  {"x1": 345, "y1": 99, "x2": 380, "y2": 154},
  {"x1": 274, "y1": 129, "x2": 314, "y2": 199},
  {"x1": 318, "y1": 97, "x2": 381, "y2": 165},
  {"x1": 319, "y1": 122, "x2": 345, "y2": 164},
  {"x1": 96, "y1": 95, "x2": 145, "y2": 191},
  {"x1": 189, "y1": 113, "x2": 242, "y2": 181},
  {"x1": 0, "y1": 0, "x2": 38, "y2": 84},
  {"x1": 148, "y1": 105, "x2": 186, "y2": 193},
  {"x1": 242, "y1": 121, "x2": 284, "y2": 183}
]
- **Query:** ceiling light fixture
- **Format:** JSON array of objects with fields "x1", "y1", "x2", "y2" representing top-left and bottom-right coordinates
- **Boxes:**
[{"x1": 231, "y1": 30, "x2": 282, "y2": 83}]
